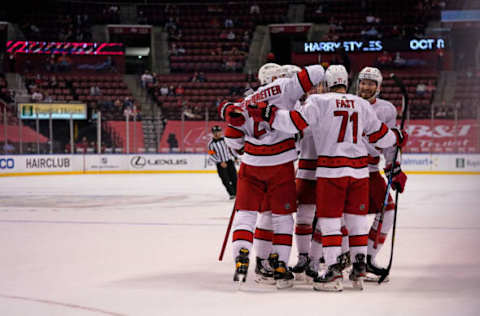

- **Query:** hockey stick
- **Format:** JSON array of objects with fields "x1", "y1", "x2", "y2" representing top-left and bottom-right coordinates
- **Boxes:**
[
  {"x1": 218, "y1": 204, "x2": 236, "y2": 261},
  {"x1": 376, "y1": 73, "x2": 409, "y2": 284}
]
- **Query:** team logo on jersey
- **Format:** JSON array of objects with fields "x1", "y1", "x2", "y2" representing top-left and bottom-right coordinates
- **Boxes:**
[
  {"x1": 359, "y1": 204, "x2": 365, "y2": 211},
  {"x1": 284, "y1": 203, "x2": 291, "y2": 210}
]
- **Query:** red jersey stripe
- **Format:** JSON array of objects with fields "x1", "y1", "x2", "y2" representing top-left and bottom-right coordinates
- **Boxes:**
[
  {"x1": 244, "y1": 139, "x2": 296, "y2": 156},
  {"x1": 272, "y1": 234, "x2": 293, "y2": 246},
  {"x1": 349, "y1": 234, "x2": 368, "y2": 247},
  {"x1": 290, "y1": 111, "x2": 308, "y2": 132},
  {"x1": 296, "y1": 68, "x2": 313, "y2": 93},
  {"x1": 368, "y1": 155, "x2": 380, "y2": 165},
  {"x1": 368, "y1": 123, "x2": 389, "y2": 143},
  {"x1": 295, "y1": 224, "x2": 313, "y2": 235},
  {"x1": 312, "y1": 231, "x2": 323, "y2": 243},
  {"x1": 317, "y1": 156, "x2": 368, "y2": 169},
  {"x1": 225, "y1": 126, "x2": 245, "y2": 139},
  {"x1": 254, "y1": 228, "x2": 273, "y2": 241},
  {"x1": 233, "y1": 229, "x2": 253, "y2": 243},
  {"x1": 298, "y1": 159, "x2": 317, "y2": 170},
  {"x1": 322, "y1": 234, "x2": 342, "y2": 247}
]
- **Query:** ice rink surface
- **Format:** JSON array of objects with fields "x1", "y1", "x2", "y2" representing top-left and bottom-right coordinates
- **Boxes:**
[{"x1": 1, "y1": 173, "x2": 480, "y2": 316}]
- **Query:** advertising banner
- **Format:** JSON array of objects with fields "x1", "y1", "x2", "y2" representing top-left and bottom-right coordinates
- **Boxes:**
[
  {"x1": 0, "y1": 155, "x2": 83, "y2": 175},
  {"x1": 128, "y1": 154, "x2": 216, "y2": 171},
  {"x1": 19, "y1": 103, "x2": 87, "y2": 120},
  {"x1": 404, "y1": 120, "x2": 479, "y2": 153},
  {"x1": 84, "y1": 155, "x2": 129, "y2": 172}
]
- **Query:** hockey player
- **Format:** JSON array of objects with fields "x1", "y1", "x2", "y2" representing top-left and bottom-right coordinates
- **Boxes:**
[
  {"x1": 247, "y1": 65, "x2": 408, "y2": 291},
  {"x1": 220, "y1": 63, "x2": 325, "y2": 288},
  {"x1": 356, "y1": 67, "x2": 408, "y2": 281}
]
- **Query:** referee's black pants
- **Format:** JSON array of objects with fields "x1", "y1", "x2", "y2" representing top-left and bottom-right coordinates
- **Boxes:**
[{"x1": 216, "y1": 160, "x2": 237, "y2": 196}]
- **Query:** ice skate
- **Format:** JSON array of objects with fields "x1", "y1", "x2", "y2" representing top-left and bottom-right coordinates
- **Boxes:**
[
  {"x1": 304, "y1": 259, "x2": 320, "y2": 284},
  {"x1": 313, "y1": 263, "x2": 343, "y2": 292},
  {"x1": 365, "y1": 255, "x2": 390, "y2": 283},
  {"x1": 289, "y1": 253, "x2": 309, "y2": 281},
  {"x1": 233, "y1": 248, "x2": 249, "y2": 286},
  {"x1": 349, "y1": 254, "x2": 366, "y2": 290},
  {"x1": 254, "y1": 256, "x2": 275, "y2": 285},
  {"x1": 339, "y1": 251, "x2": 351, "y2": 271},
  {"x1": 269, "y1": 253, "x2": 294, "y2": 289}
]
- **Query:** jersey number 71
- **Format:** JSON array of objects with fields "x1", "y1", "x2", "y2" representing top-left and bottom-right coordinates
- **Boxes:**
[{"x1": 334, "y1": 110, "x2": 358, "y2": 144}]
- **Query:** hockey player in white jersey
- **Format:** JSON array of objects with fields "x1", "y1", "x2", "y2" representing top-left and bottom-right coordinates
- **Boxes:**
[
  {"x1": 219, "y1": 63, "x2": 325, "y2": 288},
  {"x1": 357, "y1": 67, "x2": 408, "y2": 281},
  {"x1": 247, "y1": 65, "x2": 408, "y2": 291}
]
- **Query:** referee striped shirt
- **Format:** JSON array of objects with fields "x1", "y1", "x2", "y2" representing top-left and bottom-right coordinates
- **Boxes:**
[{"x1": 208, "y1": 137, "x2": 233, "y2": 164}]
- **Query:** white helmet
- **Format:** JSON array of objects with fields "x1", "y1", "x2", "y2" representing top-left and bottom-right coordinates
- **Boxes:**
[
  {"x1": 357, "y1": 67, "x2": 383, "y2": 97},
  {"x1": 281, "y1": 64, "x2": 302, "y2": 78},
  {"x1": 325, "y1": 65, "x2": 349, "y2": 90},
  {"x1": 258, "y1": 63, "x2": 281, "y2": 85}
]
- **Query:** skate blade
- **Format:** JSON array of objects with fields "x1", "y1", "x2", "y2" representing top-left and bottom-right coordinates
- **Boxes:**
[
  {"x1": 275, "y1": 279, "x2": 294, "y2": 289},
  {"x1": 350, "y1": 278, "x2": 364, "y2": 290},
  {"x1": 365, "y1": 273, "x2": 390, "y2": 283},
  {"x1": 313, "y1": 279, "x2": 343, "y2": 292},
  {"x1": 254, "y1": 274, "x2": 276, "y2": 285},
  {"x1": 293, "y1": 272, "x2": 305, "y2": 282}
]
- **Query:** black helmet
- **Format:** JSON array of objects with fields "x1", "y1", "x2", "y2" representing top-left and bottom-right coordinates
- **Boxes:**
[{"x1": 211, "y1": 125, "x2": 222, "y2": 133}]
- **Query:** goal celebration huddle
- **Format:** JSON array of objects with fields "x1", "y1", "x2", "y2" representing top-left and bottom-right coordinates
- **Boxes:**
[{"x1": 216, "y1": 63, "x2": 409, "y2": 291}]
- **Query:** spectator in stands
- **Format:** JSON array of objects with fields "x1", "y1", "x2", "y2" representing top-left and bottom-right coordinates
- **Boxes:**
[
  {"x1": 137, "y1": 10, "x2": 147, "y2": 24},
  {"x1": 76, "y1": 137, "x2": 89, "y2": 153},
  {"x1": 197, "y1": 72, "x2": 206, "y2": 82},
  {"x1": 227, "y1": 31, "x2": 236, "y2": 41},
  {"x1": 170, "y1": 29, "x2": 183, "y2": 41},
  {"x1": 393, "y1": 52, "x2": 406, "y2": 67},
  {"x1": 191, "y1": 72, "x2": 201, "y2": 82},
  {"x1": 31, "y1": 89, "x2": 44, "y2": 102},
  {"x1": 243, "y1": 30, "x2": 251, "y2": 43},
  {"x1": 45, "y1": 54, "x2": 58, "y2": 73},
  {"x1": 90, "y1": 84, "x2": 102, "y2": 96},
  {"x1": 141, "y1": 70, "x2": 154, "y2": 88},
  {"x1": 165, "y1": 17, "x2": 178, "y2": 34},
  {"x1": 225, "y1": 18, "x2": 234, "y2": 28},
  {"x1": 167, "y1": 133, "x2": 179, "y2": 152},
  {"x1": 175, "y1": 84, "x2": 185, "y2": 96},
  {"x1": 224, "y1": 56, "x2": 238, "y2": 72},
  {"x1": 170, "y1": 43, "x2": 186, "y2": 55},
  {"x1": 168, "y1": 85, "x2": 176, "y2": 96},
  {"x1": 43, "y1": 92, "x2": 53, "y2": 103},
  {"x1": 2, "y1": 142, "x2": 15, "y2": 154},
  {"x1": 250, "y1": 3, "x2": 260, "y2": 14},
  {"x1": 361, "y1": 25, "x2": 380, "y2": 39},
  {"x1": 113, "y1": 98, "x2": 123, "y2": 110},
  {"x1": 416, "y1": 82, "x2": 427, "y2": 97},
  {"x1": 160, "y1": 84, "x2": 169, "y2": 96},
  {"x1": 426, "y1": 80, "x2": 436, "y2": 94},
  {"x1": 266, "y1": 52, "x2": 276, "y2": 62},
  {"x1": 376, "y1": 51, "x2": 393, "y2": 69},
  {"x1": 183, "y1": 104, "x2": 202, "y2": 120},
  {"x1": 57, "y1": 53, "x2": 72, "y2": 72},
  {"x1": 220, "y1": 30, "x2": 229, "y2": 41}
]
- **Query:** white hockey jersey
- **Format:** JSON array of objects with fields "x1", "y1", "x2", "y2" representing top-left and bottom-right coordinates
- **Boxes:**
[
  {"x1": 224, "y1": 65, "x2": 324, "y2": 167},
  {"x1": 272, "y1": 92, "x2": 398, "y2": 179},
  {"x1": 296, "y1": 127, "x2": 317, "y2": 180},
  {"x1": 363, "y1": 98, "x2": 398, "y2": 172}
]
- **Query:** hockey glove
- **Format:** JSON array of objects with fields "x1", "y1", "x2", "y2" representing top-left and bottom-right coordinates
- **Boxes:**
[
  {"x1": 218, "y1": 101, "x2": 245, "y2": 126},
  {"x1": 391, "y1": 127, "x2": 408, "y2": 148},
  {"x1": 384, "y1": 162, "x2": 407, "y2": 193},
  {"x1": 247, "y1": 101, "x2": 278, "y2": 125}
]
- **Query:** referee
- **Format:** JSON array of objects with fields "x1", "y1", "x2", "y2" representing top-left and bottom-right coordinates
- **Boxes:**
[{"x1": 208, "y1": 125, "x2": 237, "y2": 199}]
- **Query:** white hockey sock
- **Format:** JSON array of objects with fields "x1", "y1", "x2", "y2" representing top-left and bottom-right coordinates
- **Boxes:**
[
  {"x1": 309, "y1": 227, "x2": 324, "y2": 266},
  {"x1": 319, "y1": 217, "x2": 342, "y2": 267},
  {"x1": 272, "y1": 213, "x2": 294, "y2": 264},
  {"x1": 368, "y1": 210, "x2": 394, "y2": 258},
  {"x1": 344, "y1": 213, "x2": 369, "y2": 261},
  {"x1": 253, "y1": 211, "x2": 273, "y2": 259},
  {"x1": 232, "y1": 210, "x2": 257, "y2": 259},
  {"x1": 295, "y1": 204, "x2": 315, "y2": 254}
]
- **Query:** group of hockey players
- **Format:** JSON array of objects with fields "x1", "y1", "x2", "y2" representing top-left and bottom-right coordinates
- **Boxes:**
[{"x1": 217, "y1": 61, "x2": 408, "y2": 291}]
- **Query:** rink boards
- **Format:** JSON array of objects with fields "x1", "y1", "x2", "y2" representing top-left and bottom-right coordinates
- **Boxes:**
[{"x1": 1, "y1": 153, "x2": 479, "y2": 177}]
